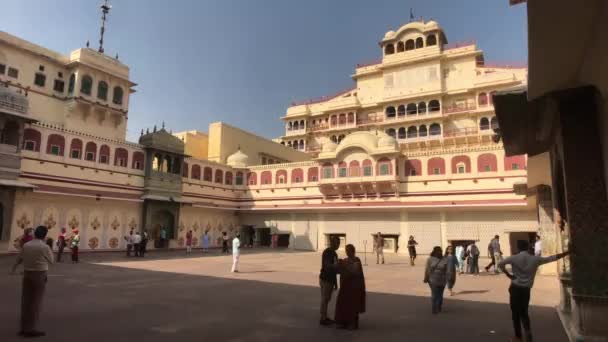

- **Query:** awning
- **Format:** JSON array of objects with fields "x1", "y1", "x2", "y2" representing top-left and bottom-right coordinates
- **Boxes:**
[{"x1": 0, "y1": 179, "x2": 36, "y2": 189}]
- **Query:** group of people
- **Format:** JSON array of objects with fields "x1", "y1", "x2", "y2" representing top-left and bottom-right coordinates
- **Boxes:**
[
  {"x1": 124, "y1": 229, "x2": 149, "y2": 257},
  {"x1": 373, "y1": 233, "x2": 419, "y2": 266},
  {"x1": 13, "y1": 227, "x2": 80, "y2": 269}
]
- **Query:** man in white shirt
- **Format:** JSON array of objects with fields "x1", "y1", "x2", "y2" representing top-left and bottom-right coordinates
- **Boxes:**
[
  {"x1": 231, "y1": 234, "x2": 241, "y2": 273},
  {"x1": 498, "y1": 240, "x2": 569, "y2": 342},
  {"x1": 132, "y1": 232, "x2": 142, "y2": 257},
  {"x1": 534, "y1": 235, "x2": 542, "y2": 257}
]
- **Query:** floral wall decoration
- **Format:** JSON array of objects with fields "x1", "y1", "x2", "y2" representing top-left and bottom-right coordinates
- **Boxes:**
[
  {"x1": 68, "y1": 216, "x2": 79, "y2": 230},
  {"x1": 16, "y1": 214, "x2": 31, "y2": 230},
  {"x1": 90, "y1": 217, "x2": 101, "y2": 230},
  {"x1": 108, "y1": 237, "x2": 119, "y2": 249},
  {"x1": 44, "y1": 213, "x2": 57, "y2": 230},
  {"x1": 110, "y1": 217, "x2": 120, "y2": 231},
  {"x1": 88, "y1": 237, "x2": 99, "y2": 249}
]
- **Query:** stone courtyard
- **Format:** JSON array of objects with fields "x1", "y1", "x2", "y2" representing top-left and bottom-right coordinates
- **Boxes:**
[{"x1": 0, "y1": 250, "x2": 568, "y2": 342}]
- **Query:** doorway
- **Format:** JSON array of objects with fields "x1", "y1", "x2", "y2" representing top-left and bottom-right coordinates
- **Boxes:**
[
  {"x1": 509, "y1": 232, "x2": 536, "y2": 255},
  {"x1": 256, "y1": 227, "x2": 271, "y2": 247},
  {"x1": 325, "y1": 233, "x2": 346, "y2": 250}
]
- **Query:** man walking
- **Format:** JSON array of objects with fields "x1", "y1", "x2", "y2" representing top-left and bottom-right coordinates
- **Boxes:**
[
  {"x1": 125, "y1": 230, "x2": 134, "y2": 257},
  {"x1": 485, "y1": 235, "x2": 502, "y2": 273},
  {"x1": 374, "y1": 232, "x2": 385, "y2": 264},
  {"x1": 56, "y1": 228, "x2": 67, "y2": 262},
  {"x1": 140, "y1": 230, "x2": 149, "y2": 257},
  {"x1": 499, "y1": 240, "x2": 569, "y2": 342},
  {"x1": 534, "y1": 235, "x2": 542, "y2": 257},
  {"x1": 132, "y1": 231, "x2": 142, "y2": 257},
  {"x1": 231, "y1": 233, "x2": 241, "y2": 273},
  {"x1": 12, "y1": 225, "x2": 54, "y2": 338},
  {"x1": 319, "y1": 236, "x2": 340, "y2": 326}
]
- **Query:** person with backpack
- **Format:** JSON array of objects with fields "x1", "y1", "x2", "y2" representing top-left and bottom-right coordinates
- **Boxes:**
[
  {"x1": 467, "y1": 241, "x2": 480, "y2": 275},
  {"x1": 424, "y1": 246, "x2": 448, "y2": 314}
]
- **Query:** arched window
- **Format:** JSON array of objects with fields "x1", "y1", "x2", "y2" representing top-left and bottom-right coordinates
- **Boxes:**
[
  {"x1": 427, "y1": 157, "x2": 445, "y2": 175},
  {"x1": 337, "y1": 162, "x2": 347, "y2": 177},
  {"x1": 308, "y1": 167, "x2": 319, "y2": 182},
  {"x1": 225, "y1": 171, "x2": 233, "y2": 185},
  {"x1": 291, "y1": 168, "x2": 304, "y2": 183},
  {"x1": 415, "y1": 37, "x2": 424, "y2": 48},
  {"x1": 384, "y1": 44, "x2": 395, "y2": 55},
  {"x1": 276, "y1": 170, "x2": 287, "y2": 184},
  {"x1": 451, "y1": 155, "x2": 471, "y2": 174},
  {"x1": 247, "y1": 172, "x2": 257, "y2": 185},
  {"x1": 132, "y1": 152, "x2": 144, "y2": 170},
  {"x1": 80, "y1": 75, "x2": 93, "y2": 95},
  {"x1": 182, "y1": 162, "x2": 189, "y2": 177},
  {"x1": 337, "y1": 134, "x2": 345, "y2": 143},
  {"x1": 235, "y1": 171, "x2": 244, "y2": 185},
  {"x1": 322, "y1": 163, "x2": 334, "y2": 179},
  {"x1": 99, "y1": 144, "x2": 110, "y2": 164},
  {"x1": 84, "y1": 142, "x2": 97, "y2": 161},
  {"x1": 386, "y1": 128, "x2": 396, "y2": 138},
  {"x1": 293, "y1": 121, "x2": 299, "y2": 130},
  {"x1": 427, "y1": 34, "x2": 437, "y2": 46},
  {"x1": 362, "y1": 159, "x2": 373, "y2": 176},
  {"x1": 23, "y1": 128, "x2": 41, "y2": 152},
  {"x1": 299, "y1": 140, "x2": 304, "y2": 150},
  {"x1": 299, "y1": 120, "x2": 305, "y2": 128},
  {"x1": 480, "y1": 117, "x2": 490, "y2": 130},
  {"x1": 504, "y1": 155, "x2": 526, "y2": 171},
  {"x1": 68, "y1": 74, "x2": 75, "y2": 94},
  {"x1": 405, "y1": 39, "x2": 415, "y2": 51},
  {"x1": 386, "y1": 106, "x2": 396, "y2": 118},
  {"x1": 69, "y1": 138, "x2": 83, "y2": 159},
  {"x1": 429, "y1": 123, "x2": 441, "y2": 136},
  {"x1": 406, "y1": 103, "x2": 417, "y2": 115},
  {"x1": 203, "y1": 167, "x2": 213, "y2": 181},
  {"x1": 97, "y1": 81, "x2": 108, "y2": 100},
  {"x1": 214, "y1": 169, "x2": 223, "y2": 183},
  {"x1": 162, "y1": 156, "x2": 171, "y2": 173},
  {"x1": 490, "y1": 117, "x2": 499, "y2": 130},
  {"x1": 398, "y1": 127, "x2": 406, "y2": 139},
  {"x1": 338, "y1": 113, "x2": 346, "y2": 125},
  {"x1": 478, "y1": 92, "x2": 488, "y2": 106},
  {"x1": 260, "y1": 171, "x2": 272, "y2": 185},
  {"x1": 330, "y1": 115, "x2": 337, "y2": 126},
  {"x1": 396, "y1": 41, "x2": 405, "y2": 52},
  {"x1": 349, "y1": 161, "x2": 360, "y2": 177},
  {"x1": 330, "y1": 135, "x2": 338, "y2": 143},
  {"x1": 287, "y1": 122, "x2": 292, "y2": 131},
  {"x1": 397, "y1": 105, "x2": 406, "y2": 116},
  {"x1": 418, "y1": 102, "x2": 427, "y2": 114},
  {"x1": 293, "y1": 142, "x2": 299, "y2": 149},
  {"x1": 347, "y1": 112, "x2": 355, "y2": 123},
  {"x1": 191, "y1": 165, "x2": 201, "y2": 179},
  {"x1": 407, "y1": 126, "x2": 418, "y2": 138},
  {"x1": 172, "y1": 157, "x2": 181, "y2": 174},
  {"x1": 477, "y1": 153, "x2": 497, "y2": 172},
  {"x1": 419, "y1": 125, "x2": 428, "y2": 137},
  {"x1": 287, "y1": 141, "x2": 292, "y2": 148},
  {"x1": 428, "y1": 100, "x2": 441, "y2": 112},
  {"x1": 114, "y1": 148, "x2": 128, "y2": 167},
  {"x1": 113, "y1": 86, "x2": 124, "y2": 105},
  {"x1": 46, "y1": 134, "x2": 65, "y2": 156},
  {"x1": 280, "y1": 141, "x2": 285, "y2": 145},
  {"x1": 377, "y1": 157, "x2": 392, "y2": 175},
  {"x1": 404, "y1": 159, "x2": 422, "y2": 176}
]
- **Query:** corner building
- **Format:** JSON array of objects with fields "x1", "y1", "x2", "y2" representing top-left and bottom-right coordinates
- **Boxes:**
[{"x1": 0, "y1": 20, "x2": 538, "y2": 258}]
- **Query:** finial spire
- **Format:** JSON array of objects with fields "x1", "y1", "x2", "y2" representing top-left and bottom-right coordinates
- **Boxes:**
[
  {"x1": 86, "y1": 40, "x2": 90, "y2": 48},
  {"x1": 153, "y1": 125, "x2": 157, "y2": 132},
  {"x1": 409, "y1": 8, "x2": 415, "y2": 22},
  {"x1": 98, "y1": 0, "x2": 111, "y2": 53},
  {"x1": 146, "y1": 128, "x2": 149, "y2": 134},
  {"x1": 162, "y1": 121, "x2": 165, "y2": 129},
  {"x1": 140, "y1": 129, "x2": 143, "y2": 136}
]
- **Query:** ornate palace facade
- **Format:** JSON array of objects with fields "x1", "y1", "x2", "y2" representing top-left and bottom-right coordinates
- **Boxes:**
[{"x1": 0, "y1": 20, "x2": 538, "y2": 257}]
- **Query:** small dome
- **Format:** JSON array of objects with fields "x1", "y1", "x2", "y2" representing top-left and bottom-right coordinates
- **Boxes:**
[
  {"x1": 322, "y1": 140, "x2": 338, "y2": 152},
  {"x1": 378, "y1": 133, "x2": 398, "y2": 148},
  {"x1": 226, "y1": 150, "x2": 248, "y2": 168},
  {"x1": 425, "y1": 20, "x2": 439, "y2": 29},
  {"x1": 384, "y1": 30, "x2": 395, "y2": 39}
]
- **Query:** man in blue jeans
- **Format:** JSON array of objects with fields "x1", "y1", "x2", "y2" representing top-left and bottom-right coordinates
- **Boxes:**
[{"x1": 499, "y1": 240, "x2": 569, "y2": 342}]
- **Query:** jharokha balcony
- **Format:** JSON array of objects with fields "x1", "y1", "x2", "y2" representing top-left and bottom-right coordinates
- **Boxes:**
[
  {"x1": 318, "y1": 173, "x2": 399, "y2": 197},
  {"x1": 442, "y1": 103, "x2": 477, "y2": 115}
]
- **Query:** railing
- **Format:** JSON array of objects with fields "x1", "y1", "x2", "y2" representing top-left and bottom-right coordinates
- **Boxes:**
[
  {"x1": 290, "y1": 86, "x2": 356, "y2": 107},
  {"x1": 443, "y1": 103, "x2": 477, "y2": 115},
  {"x1": 355, "y1": 58, "x2": 383, "y2": 68},
  {"x1": 356, "y1": 117, "x2": 384, "y2": 125},
  {"x1": 305, "y1": 146, "x2": 322, "y2": 153},
  {"x1": 443, "y1": 40, "x2": 476, "y2": 51},
  {"x1": 477, "y1": 61, "x2": 528, "y2": 69},
  {"x1": 443, "y1": 127, "x2": 478, "y2": 138}
]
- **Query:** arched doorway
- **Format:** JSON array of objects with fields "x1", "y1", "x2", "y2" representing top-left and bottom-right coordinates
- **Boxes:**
[{"x1": 151, "y1": 210, "x2": 175, "y2": 248}]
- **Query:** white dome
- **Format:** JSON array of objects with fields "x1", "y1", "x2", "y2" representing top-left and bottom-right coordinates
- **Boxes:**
[
  {"x1": 384, "y1": 30, "x2": 395, "y2": 39},
  {"x1": 226, "y1": 150, "x2": 249, "y2": 168},
  {"x1": 378, "y1": 133, "x2": 398, "y2": 148},
  {"x1": 322, "y1": 140, "x2": 338, "y2": 152}
]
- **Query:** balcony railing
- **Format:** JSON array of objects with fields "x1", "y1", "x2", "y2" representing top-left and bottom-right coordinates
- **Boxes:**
[
  {"x1": 0, "y1": 85, "x2": 29, "y2": 114},
  {"x1": 443, "y1": 103, "x2": 477, "y2": 115},
  {"x1": 307, "y1": 122, "x2": 356, "y2": 132},
  {"x1": 290, "y1": 86, "x2": 356, "y2": 107},
  {"x1": 356, "y1": 117, "x2": 384, "y2": 125},
  {"x1": 285, "y1": 128, "x2": 307, "y2": 136},
  {"x1": 443, "y1": 127, "x2": 479, "y2": 138}
]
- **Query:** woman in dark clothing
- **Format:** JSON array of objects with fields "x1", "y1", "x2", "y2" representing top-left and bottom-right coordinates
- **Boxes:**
[
  {"x1": 407, "y1": 236, "x2": 418, "y2": 266},
  {"x1": 335, "y1": 244, "x2": 366, "y2": 330},
  {"x1": 424, "y1": 246, "x2": 448, "y2": 314}
]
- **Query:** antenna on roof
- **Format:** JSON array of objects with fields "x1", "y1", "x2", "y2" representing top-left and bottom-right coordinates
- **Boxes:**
[
  {"x1": 409, "y1": 8, "x2": 415, "y2": 22},
  {"x1": 98, "y1": 0, "x2": 112, "y2": 54}
]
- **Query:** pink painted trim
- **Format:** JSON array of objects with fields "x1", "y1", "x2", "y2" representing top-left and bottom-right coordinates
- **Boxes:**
[
  {"x1": 33, "y1": 184, "x2": 141, "y2": 199},
  {"x1": 21, "y1": 172, "x2": 143, "y2": 191}
]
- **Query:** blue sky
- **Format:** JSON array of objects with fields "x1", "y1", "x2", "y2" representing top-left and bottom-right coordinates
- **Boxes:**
[{"x1": 3, "y1": 0, "x2": 527, "y2": 142}]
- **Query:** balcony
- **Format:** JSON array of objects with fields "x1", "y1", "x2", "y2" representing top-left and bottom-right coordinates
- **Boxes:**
[
  {"x1": 443, "y1": 103, "x2": 477, "y2": 115},
  {"x1": 443, "y1": 127, "x2": 479, "y2": 138},
  {"x1": 0, "y1": 84, "x2": 29, "y2": 116},
  {"x1": 383, "y1": 111, "x2": 443, "y2": 124},
  {"x1": 319, "y1": 173, "x2": 399, "y2": 195},
  {"x1": 356, "y1": 116, "x2": 384, "y2": 126},
  {"x1": 285, "y1": 128, "x2": 307, "y2": 137},
  {"x1": 307, "y1": 122, "x2": 357, "y2": 133},
  {"x1": 398, "y1": 133, "x2": 442, "y2": 145}
]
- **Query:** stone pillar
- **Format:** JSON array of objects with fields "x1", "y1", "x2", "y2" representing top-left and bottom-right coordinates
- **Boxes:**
[
  {"x1": 399, "y1": 210, "x2": 409, "y2": 254},
  {"x1": 536, "y1": 185, "x2": 558, "y2": 275}
]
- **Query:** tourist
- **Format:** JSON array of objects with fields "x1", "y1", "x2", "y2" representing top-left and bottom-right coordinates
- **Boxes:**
[
  {"x1": 222, "y1": 232, "x2": 229, "y2": 254},
  {"x1": 56, "y1": 228, "x2": 67, "y2": 262},
  {"x1": 374, "y1": 232, "x2": 385, "y2": 264},
  {"x1": 70, "y1": 228, "x2": 80, "y2": 263},
  {"x1": 534, "y1": 235, "x2": 542, "y2": 257},
  {"x1": 407, "y1": 236, "x2": 418, "y2": 266},
  {"x1": 140, "y1": 230, "x2": 149, "y2": 257},
  {"x1": 319, "y1": 236, "x2": 340, "y2": 326},
  {"x1": 455, "y1": 244, "x2": 466, "y2": 274},
  {"x1": 160, "y1": 226, "x2": 167, "y2": 248},
  {"x1": 20, "y1": 228, "x2": 34, "y2": 248},
  {"x1": 12, "y1": 225, "x2": 54, "y2": 338},
  {"x1": 45, "y1": 237, "x2": 54, "y2": 250},
  {"x1": 132, "y1": 231, "x2": 142, "y2": 257},
  {"x1": 186, "y1": 230, "x2": 193, "y2": 253},
  {"x1": 467, "y1": 241, "x2": 480, "y2": 275},
  {"x1": 445, "y1": 245, "x2": 459, "y2": 296},
  {"x1": 202, "y1": 231, "x2": 210, "y2": 253},
  {"x1": 335, "y1": 244, "x2": 366, "y2": 330},
  {"x1": 499, "y1": 240, "x2": 569, "y2": 342},
  {"x1": 125, "y1": 230, "x2": 134, "y2": 257},
  {"x1": 485, "y1": 235, "x2": 502, "y2": 273},
  {"x1": 248, "y1": 226, "x2": 255, "y2": 247},
  {"x1": 424, "y1": 246, "x2": 448, "y2": 314},
  {"x1": 231, "y1": 233, "x2": 241, "y2": 273}
]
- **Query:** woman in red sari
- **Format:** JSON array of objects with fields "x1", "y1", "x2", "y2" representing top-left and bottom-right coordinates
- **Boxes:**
[{"x1": 335, "y1": 244, "x2": 366, "y2": 330}]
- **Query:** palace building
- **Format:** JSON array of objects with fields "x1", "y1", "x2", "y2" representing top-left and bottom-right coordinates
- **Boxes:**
[{"x1": 0, "y1": 19, "x2": 540, "y2": 260}]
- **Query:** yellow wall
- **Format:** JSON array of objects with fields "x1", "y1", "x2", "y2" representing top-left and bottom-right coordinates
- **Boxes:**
[{"x1": 173, "y1": 130, "x2": 209, "y2": 160}]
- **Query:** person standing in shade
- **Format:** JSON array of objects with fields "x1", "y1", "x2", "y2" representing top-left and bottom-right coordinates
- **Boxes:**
[
  {"x1": 407, "y1": 236, "x2": 418, "y2": 266},
  {"x1": 186, "y1": 230, "x2": 193, "y2": 253},
  {"x1": 467, "y1": 241, "x2": 480, "y2": 275},
  {"x1": 222, "y1": 232, "x2": 229, "y2": 254},
  {"x1": 445, "y1": 245, "x2": 459, "y2": 296},
  {"x1": 125, "y1": 230, "x2": 134, "y2": 257},
  {"x1": 11, "y1": 226, "x2": 54, "y2": 338},
  {"x1": 159, "y1": 226, "x2": 168, "y2": 248},
  {"x1": 201, "y1": 231, "x2": 210, "y2": 253},
  {"x1": 140, "y1": 230, "x2": 149, "y2": 257},
  {"x1": 70, "y1": 229, "x2": 80, "y2": 263},
  {"x1": 56, "y1": 228, "x2": 67, "y2": 262},
  {"x1": 374, "y1": 232, "x2": 385, "y2": 264},
  {"x1": 319, "y1": 236, "x2": 340, "y2": 326},
  {"x1": 231, "y1": 234, "x2": 241, "y2": 273},
  {"x1": 499, "y1": 240, "x2": 569, "y2": 342},
  {"x1": 424, "y1": 246, "x2": 448, "y2": 314},
  {"x1": 335, "y1": 244, "x2": 366, "y2": 330},
  {"x1": 534, "y1": 235, "x2": 542, "y2": 257},
  {"x1": 455, "y1": 244, "x2": 466, "y2": 274},
  {"x1": 132, "y1": 231, "x2": 142, "y2": 257}
]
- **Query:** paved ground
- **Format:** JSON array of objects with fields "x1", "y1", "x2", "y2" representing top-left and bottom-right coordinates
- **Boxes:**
[{"x1": 0, "y1": 249, "x2": 568, "y2": 342}]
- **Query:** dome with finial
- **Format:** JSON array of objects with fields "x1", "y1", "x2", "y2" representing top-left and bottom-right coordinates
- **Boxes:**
[
  {"x1": 322, "y1": 139, "x2": 338, "y2": 152},
  {"x1": 226, "y1": 148, "x2": 249, "y2": 168},
  {"x1": 384, "y1": 30, "x2": 395, "y2": 39}
]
